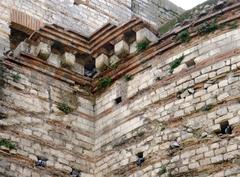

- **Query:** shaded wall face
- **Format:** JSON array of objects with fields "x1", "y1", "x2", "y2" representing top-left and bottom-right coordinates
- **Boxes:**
[
  {"x1": 94, "y1": 28, "x2": 240, "y2": 176},
  {"x1": 0, "y1": 56, "x2": 95, "y2": 176}
]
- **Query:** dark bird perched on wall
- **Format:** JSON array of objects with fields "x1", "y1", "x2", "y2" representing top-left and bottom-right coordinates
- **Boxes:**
[
  {"x1": 70, "y1": 169, "x2": 81, "y2": 177},
  {"x1": 136, "y1": 152, "x2": 145, "y2": 166},
  {"x1": 36, "y1": 157, "x2": 48, "y2": 167},
  {"x1": 224, "y1": 125, "x2": 232, "y2": 134},
  {"x1": 136, "y1": 157, "x2": 145, "y2": 166}
]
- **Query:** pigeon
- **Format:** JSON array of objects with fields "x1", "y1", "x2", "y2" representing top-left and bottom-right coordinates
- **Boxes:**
[
  {"x1": 224, "y1": 125, "x2": 232, "y2": 134},
  {"x1": 136, "y1": 157, "x2": 145, "y2": 166}
]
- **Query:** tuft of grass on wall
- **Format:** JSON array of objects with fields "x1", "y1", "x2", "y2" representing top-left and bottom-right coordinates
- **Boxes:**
[
  {"x1": 12, "y1": 73, "x2": 21, "y2": 82},
  {"x1": 97, "y1": 77, "x2": 112, "y2": 90},
  {"x1": 228, "y1": 21, "x2": 238, "y2": 29},
  {"x1": 57, "y1": 102, "x2": 73, "y2": 114},
  {"x1": 176, "y1": 29, "x2": 191, "y2": 43},
  {"x1": 198, "y1": 20, "x2": 218, "y2": 35},
  {"x1": 124, "y1": 75, "x2": 133, "y2": 82},
  {"x1": 169, "y1": 55, "x2": 185, "y2": 73},
  {"x1": 0, "y1": 139, "x2": 16, "y2": 149},
  {"x1": 136, "y1": 40, "x2": 150, "y2": 52}
]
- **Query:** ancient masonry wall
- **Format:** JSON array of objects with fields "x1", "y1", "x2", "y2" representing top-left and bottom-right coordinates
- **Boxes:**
[
  {"x1": 94, "y1": 28, "x2": 240, "y2": 176},
  {"x1": 0, "y1": 1, "x2": 240, "y2": 177},
  {"x1": 0, "y1": 0, "x2": 183, "y2": 56},
  {"x1": 0, "y1": 57, "x2": 95, "y2": 176}
]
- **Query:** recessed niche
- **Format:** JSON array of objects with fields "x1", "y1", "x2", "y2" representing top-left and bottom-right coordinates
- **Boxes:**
[
  {"x1": 51, "y1": 40, "x2": 65, "y2": 55},
  {"x1": 124, "y1": 30, "x2": 136, "y2": 44},
  {"x1": 220, "y1": 121, "x2": 232, "y2": 135},
  {"x1": 10, "y1": 27, "x2": 30, "y2": 50},
  {"x1": 115, "y1": 97, "x2": 122, "y2": 104},
  {"x1": 136, "y1": 152, "x2": 144, "y2": 166},
  {"x1": 186, "y1": 59, "x2": 196, "y2": 68}
]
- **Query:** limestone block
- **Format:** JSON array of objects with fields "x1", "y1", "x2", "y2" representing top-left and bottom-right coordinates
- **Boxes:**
[
  {"x1": 130, "y1": 42, "x2": 137, "y2": 54},
  {"x1": 109, "y1": 55, "x2": 120, "y2": 66},
  {"x1": 13, "y1": 42, "x2": 29, "y2": 57},
  {"x1": 173, "y1": 64, "x2": 187, "y2": 74},
  {"x1": 136, "y1": 28, "x2": 158, "y2": 43},
  {"x1": 95, "y1": 53, "x2": 109, "y2": 72},
  {"x1": 61, "y1": 52, "x2": 76, "y2": 66},
  {"x1": 47, "y1": 53, "x2": 61, "y2": 68},
  {"x1": 72, "y1": 63, "x2": 84, "y2": 75},
  {"x1": 29, "y1": 45, "x2": 38, "y2": 56},
  {"x1": 114, "y1": 40, "x2": 129, "y2": 57},
  {"x1": 36, "y1": 42, "x2": 51, "y2": 60}
]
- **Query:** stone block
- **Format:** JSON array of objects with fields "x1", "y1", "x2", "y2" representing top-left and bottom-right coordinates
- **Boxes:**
[
  {"x1": 114, "y1": 40, "x2": 129, "y2": 57},
  {"x1": 136, "y1": 28, "x2": 158, "y2": 43},
  {"x1": 36, "y1": 42, "x2": 51, "y2": 60},
  {"x1": 130, "y1": 42, "x2": 137, "y2": 54},
  {"x1": 95, "y1": 53, "x2": 109, "y2": 72},
  {"x1": 47, "y1": 53, "x2": 61, "y2": 67},
  {"x1": 61, "y1": 52, "x2": 76, "y2": 66},
  {"x1": 109, "y1": 55, "x2": 120, "y2": 66},
  {"x1": 173, "y1": 64, "x2": 187, "y2": 74},
  {"x1": 13, "y1": 42, "x2": 29, "y2": 57},
  {"x1": 72, "y1": 63, "x2": 84, "y2": 75}
]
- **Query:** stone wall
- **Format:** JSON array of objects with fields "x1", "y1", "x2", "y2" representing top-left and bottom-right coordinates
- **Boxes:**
[
  {"x1": 94, "y1": 28, "x2": 240, "y2": 176},
  {"x1": 132, "y1": 0, "x2": 184, "y2": 27},
  {"x1": 1, "y1": 1, "x2": 240, "y2": 177},
  {"x1": 0, "y1": 55, "x2": 95, "y2": 176}
]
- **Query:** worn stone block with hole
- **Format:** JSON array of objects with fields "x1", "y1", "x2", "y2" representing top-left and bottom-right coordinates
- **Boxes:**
[
  {"x1": 96, "y1": 53, "x2": 109, "y2": 71},
  {"x1": 136, "y1": 28, "x2": 158, "y2": 43},
  {"x1": 61, "y1": 52, "x2": 76, "y2": 67},
  {"x1": 114, "y1": 40, "x2": 129, "y2": 57},
  {"x1": 47, "y1": 53, "x2": 61, "y2": 68},
  {"x1": 36, "y1": 42, "x2": 51, "y2": 60},
  {"x1": 109, "y1": 55, "x2": 120, "y2": 66}
]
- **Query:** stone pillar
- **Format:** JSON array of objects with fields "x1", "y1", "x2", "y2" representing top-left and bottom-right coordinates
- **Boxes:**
[
  {"x1": 136, "y1": 28, "x2": 158, "y2": 43},
  {"x1": 95, "y1": 53, "x2": 109, "y2": 72},
  {"x1": 36, "y1": 42, "x2": 51, "y2": 60},
  {"x1": 47, "y1": 53, "x2": 61, "y2": 68},
  {"x1": 114, "y1": 40, "x2": 129, "y2": 58},
  {"x1": 61, "y1": 52, "x2": 76, "y2": 67},
  {"x1": 109, "y1": 55, "x2": 120, "y2": 66}
]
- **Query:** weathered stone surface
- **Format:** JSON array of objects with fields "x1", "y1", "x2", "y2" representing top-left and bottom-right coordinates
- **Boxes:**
[
  {"x1": 36, "y1": 42, "x2": 51, "y2": 60},
  {"x1": 109, "y1": 55, "x2": 120, "y2": 66},
  {"x1": 114, "y1": 40, "x2": 130, "y2": 57},
  {"x1": 95, "y1": 53, "x2": 109, "y2": 71},
  {"x1": 136, "y1": 28, "x2": 158, "y2": 43},
  {"x1": 13, "y1": 42, "x2": 29, "y2": 57},
  {"x1": 47, "y1": 53, "x2": 61, "y2": 67},
  {"x1": 61, "y1": 52, "x2": 76, "y2": 66}
]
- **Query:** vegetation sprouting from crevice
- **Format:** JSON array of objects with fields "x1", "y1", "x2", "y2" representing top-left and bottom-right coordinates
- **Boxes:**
[
  {"x1": 169, "y1": 55, "x2": 185, "y2": 73},
  {"x1": 0, "y1": 139, "x2": 16, "y2": 149},
  {"x1": 57, "y1": 102, "x2": 73, "y2": 114},
  {"x1": 97, "y1": 77, "x2": 112, "y2": 90}
]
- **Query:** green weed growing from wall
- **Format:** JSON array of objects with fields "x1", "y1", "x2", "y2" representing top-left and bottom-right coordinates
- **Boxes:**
[
  {"x1": 176, "y1": 30, "x2": 191, "y2": 43},
  {"x1": 124, "y1": 74, "x2": 133, "y2": 82},
  {"x1": 169, "y1": 55, "x2": 185, "y2": 73},
  {"x1": 0, "y1": 139, "x2": 16, "y2": 149},
  {"x1": 136, "y1": 40, "x2": 150, "y2": 52},
  {"x1": 97, "y1": 77, "x2": 112, "y2": 90},
  {"x1": 198, "y1": 20, "x2": 218, "y2": 35},
  {"x1": 57, "y1": 102, "x2": 73, "y2": 114}
]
